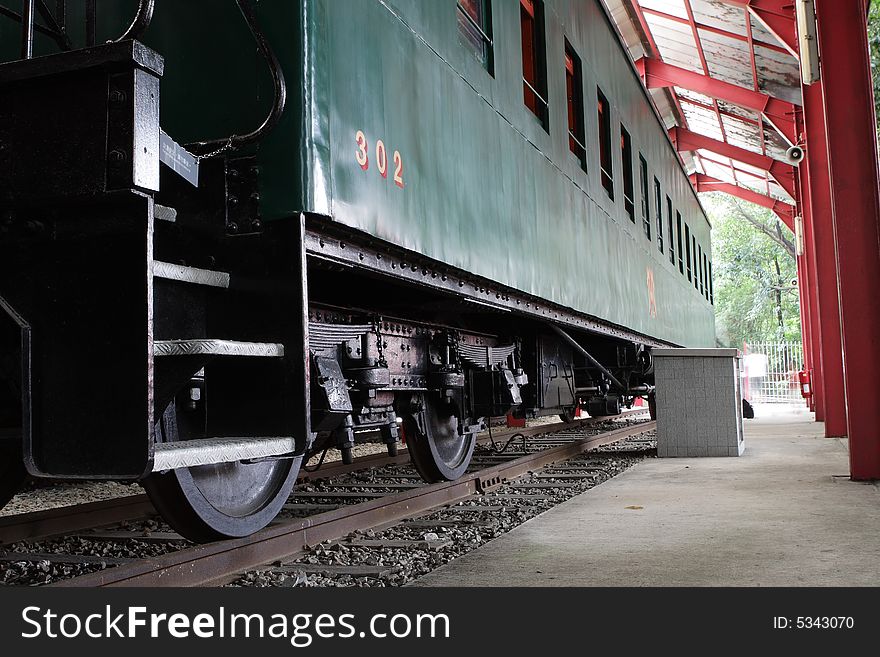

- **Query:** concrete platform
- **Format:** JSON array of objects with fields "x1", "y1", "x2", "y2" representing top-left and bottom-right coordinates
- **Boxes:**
[{"x1": 411, "y1": 405, "x2": 880, "y2": 586}]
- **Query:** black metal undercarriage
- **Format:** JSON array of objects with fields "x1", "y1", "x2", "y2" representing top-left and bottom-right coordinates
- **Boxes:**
[{"x1": 0, "y1": 36, "x2": 658, "y2": 542}]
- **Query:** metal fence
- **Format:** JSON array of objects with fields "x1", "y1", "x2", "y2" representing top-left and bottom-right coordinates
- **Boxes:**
[{"x1": 741, "y1": 342, "x2": 804, "y2": 403}]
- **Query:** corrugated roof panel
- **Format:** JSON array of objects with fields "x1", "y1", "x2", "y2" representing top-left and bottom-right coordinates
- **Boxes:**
[
  {"x1": 688, "y1": 0, "x2": 748, "y2": 37},
  {"x1": 681, "y1": 104, "x2": 723, "y2": 140},
  {"x1": 638, "y1": 0, "x2": 689, "y2": 21},
  {"x1": 675, "y1": 87, "x2": 717, "y2": 107},
  {"x1": 720, "y1": 113, "x2": 763, "y2": 154},
  {"x1": 761, "y1": 121, "x2": 790, "y2": 160},
  {"x1": 754, "y1": 45, "x2": 802, "y2": 104},
  {"x1": 715, "y1": 100, "x2": 759, "y2": 124},
  {"x1": 748, "y1": 14, "x2": 781, "y2": 46},
  {"x1": 726, "y1": 158, "x2": 769, "y2": 178},
  {"x1": 699, "y1": 29, "x2": 755, "y2": 89},
  {"x1": 644, "y1": 13, "x2": 702, "y2": 72},
  {"x1": 700, "y1": 158, "x2": 735, "y2": 181},
  {"x1": 767, "y1": 180, "x2": 792, "y2": 202}
]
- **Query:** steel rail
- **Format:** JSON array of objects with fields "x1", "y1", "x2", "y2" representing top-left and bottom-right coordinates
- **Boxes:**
[
  {"x1": 53, "y1": 419, "x2": 655, "y2": 587},
  {"x1": 0, "y1": 410, "x2": 648, "y2": 545},
  {"x1": 0, "y1": 494, "x2": 156, "y2": 545}
]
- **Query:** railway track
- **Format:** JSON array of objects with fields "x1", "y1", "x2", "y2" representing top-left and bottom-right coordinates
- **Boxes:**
[
  {"x1": 0, "y1": 412, "x2": 653, "y2": 587},
  {"x1": 0, "y1": 411, "x2": 644, "y2": 545}
]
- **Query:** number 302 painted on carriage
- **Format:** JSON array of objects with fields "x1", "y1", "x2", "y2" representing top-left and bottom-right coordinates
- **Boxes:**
[{"x1": 355, "y1": 130, "x2": 405, "y2": 188}]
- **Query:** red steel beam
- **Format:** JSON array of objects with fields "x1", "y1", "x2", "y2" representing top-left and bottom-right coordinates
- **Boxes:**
[
  {"x1": 689, "y1": 173, "x2": 794, "y2": 229},
  {"x1": 815, "y1": 0, "x2": 880, "y2": 478},
  {"x1": 677, "y1": 95, "x2": 761, "y2": 126},
  {"x1": 669, "y1": 126, "x2": 797, "y2": 199},
  {"x1": 635, "y1": 57, "x2": 798, "y2": 144},
  {"x1": 697, "y1": 152, "x2": 771, "y2": 181},
  {"x1": 717, "y1": 0, "x2": 799, "y2": 58}
]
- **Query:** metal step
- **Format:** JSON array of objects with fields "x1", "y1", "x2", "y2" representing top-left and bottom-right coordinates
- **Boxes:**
[
  {"x1": 152, "y1": 436, "x2": 298, "y2": 471},
  {"x1": 154, "y1": 204, "x2": 178, "y2": 223},
  {"x1": 153, "y1": 339, "x2": 284, "y2": 358},
  {"x1": 153, "y1": 261, "x2": 230, "y2": 288}
]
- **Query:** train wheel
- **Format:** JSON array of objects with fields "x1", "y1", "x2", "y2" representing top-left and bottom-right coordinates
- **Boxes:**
[
  {"x1": 142, "y1": 402, "x2": 300, "y2": 543},
  {"x1": 0, "y1": 437, "x2": 25, "y2": 509},
  {"x1": 401, "y1": 393, "x2": 475, "y2": 483}
]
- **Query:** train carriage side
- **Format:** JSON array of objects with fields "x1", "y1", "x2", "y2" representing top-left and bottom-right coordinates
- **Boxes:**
[{"x1": 285, "y1": 0, "x2": 715, "y2": 347}]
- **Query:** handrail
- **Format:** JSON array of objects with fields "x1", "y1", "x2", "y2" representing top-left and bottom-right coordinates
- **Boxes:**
[
  {"x1": 192, "y1": 0, "x2": 287, "y2": 155},
  {"x1": 523, "y1": 77, "x2": 548, "y2": 109},
  {"x1": 114, "y1": 0, "x2": 155, "y2": 42},
  {"x1": 568, "y1": 131, "x2": 587, "y2": 155},
  {"x1": 457, "y1": 3, "x2": 492, "y2": 47},
  {"x1": 20, "y1": 0, "x2": 34, "y2": 58}
]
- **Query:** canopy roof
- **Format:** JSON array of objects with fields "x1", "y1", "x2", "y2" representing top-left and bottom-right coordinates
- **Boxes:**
[{"x1": 604, "y1": 0, "x2": 802, "y2": 209}]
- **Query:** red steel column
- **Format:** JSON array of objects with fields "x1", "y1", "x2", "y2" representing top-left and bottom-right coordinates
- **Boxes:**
[
  {"x1": 797, "y1": 171, "x2": 821, "y2": 414},
  {"x1": 801, "y1": 81, "x2": 844, "y2": 433},
  {"x1": 793, "y1": 167, "x2": 815, "y2": 411},
  {"x1": 795, "y1": 114, "x2": 821, "y2": 416},
  {"x1": 815, "y1": 0, "x2": 880, "y2": 477},
  {"x1": 800, "y1": 189, "x2": 823, "y2": 416}
]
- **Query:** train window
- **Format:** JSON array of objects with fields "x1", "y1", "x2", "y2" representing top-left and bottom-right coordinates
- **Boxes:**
[
  {"x1": 704, "y1": 252, "x2": 709, "y2": 299},
  {"x1": 597, "y1": 88, "x2": 614, "y2": 200},
  {"x1": 685, "y1": 223, "x2": 692, "y2": 281},
  {"x1": 521, "y1": 0, "x2": 548, "y2": 130},
  {"x1": 667, "y1": 197, "x2": 675, "y2": 264},
  {"x1": 457, "y1": 1, "x2": 494, "y2": 74},
  {"x1": 709, "y1": 260, "x2": 714, "y2": 304},
  {"x1": 698, "y1": 245, "x2": 705, "y2": 295},
  {"x1": 639, "y1": 155, "x2": 650, "y2": 239},
  {"x1": 692, "y1": 234, "x2": 699, "y2": 290},
  {"x1": 676, "y1": 212, "x2": 684, "y2": 273},
  {"x1": 565, "y1": 41, "x2": 587, "y2": 171},
  {"x1": 654, "y1": 179, "x2": 664, "y2": 253},
  {"x1": 621, "y1": 126, "x2": 634, "y2": 221}
]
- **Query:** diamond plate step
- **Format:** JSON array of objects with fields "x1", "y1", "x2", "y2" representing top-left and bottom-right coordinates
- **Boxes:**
[
  {"x1": 152, "y1": 436, "x2": 298, "y2": 471},
  {"x1": 153, "y1": 339, "x2": 284, "y2": 358},
  {"x1": 153, "y1": 261, "x2": 230, "y2": 288},
  {"x1": 153, "y1": 204, "x2": 178, "y2": 223}
]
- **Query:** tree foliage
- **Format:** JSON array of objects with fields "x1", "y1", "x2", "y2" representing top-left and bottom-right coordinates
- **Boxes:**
[
  {"x1": 703, "y1": 194, "x2": 801, "y2": 347},
  {"x1": 870, "y1": 1, "x2": 880, "y2": 130}
]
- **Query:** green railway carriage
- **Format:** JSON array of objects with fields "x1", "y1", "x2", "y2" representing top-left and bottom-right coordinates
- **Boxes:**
[{"x1": 0, "y1": 0, "x2": 715, "y2": 541}]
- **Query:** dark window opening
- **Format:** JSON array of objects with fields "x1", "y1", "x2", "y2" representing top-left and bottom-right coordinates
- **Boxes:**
[
  {"x1": 676, "y1": 212, "x2": 684, "y2": 273},
  {"x1": 655, "y1": 179, "x2": 664, "y2": 253},
  {"x1": 458, "y1": 1, "x2": 494, "y2": 74},
  {"x1": 704, "y1": 252, "x2": 710, "y2": 300},
  {"x1": 692, "y1": 235, "x2": 699, "y2": 290},
  {"x1": 639, "y1": 155, "x2": 650, "y2": 239},
  {"x1": 709, "y1": 260, "x2": 714, "y2": 304},
  {"x1": 597, "y1": 88, "x2": 613, "y2": 200},
  {"x1": 521, "y1": 0, "x2": 548, "y2": 130},
  {"x1": 565, "y1": 41, "x2": 586, "y2": 171},
  {"x1": 685, "y1": 223, "x2": 692, "y2": 282},
  {"x1": 698, "y1": 245, "x2": 705, "y2": 295},
  {"x1": 667, "y1": 197, "x2": 675, "y2": 264},
  {"x1": 621, "y1": 126, "x2": 634, "y2": 220}
]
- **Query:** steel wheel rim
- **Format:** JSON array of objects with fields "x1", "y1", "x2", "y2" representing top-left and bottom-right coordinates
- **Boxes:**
[
  {"x1": 143, "y1": 401, "x2": 299, "y2": 541},
  {"x1": 403, "y1": 393, "x2": 475, "y2": 482}
]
